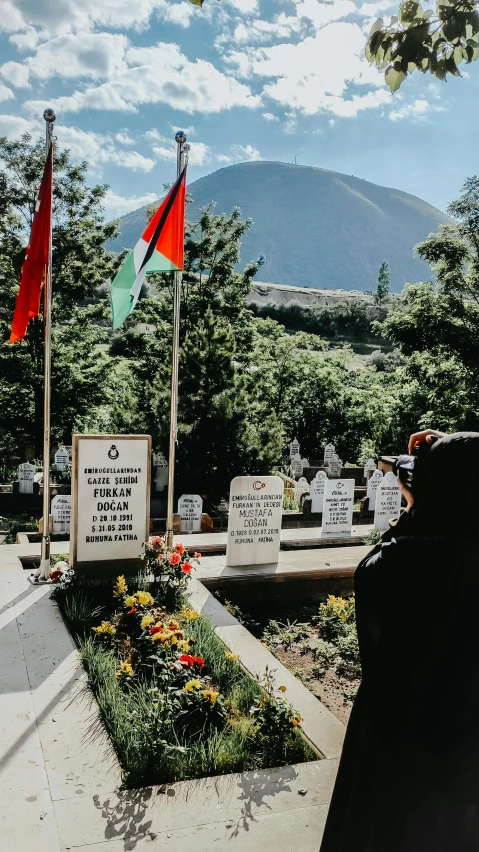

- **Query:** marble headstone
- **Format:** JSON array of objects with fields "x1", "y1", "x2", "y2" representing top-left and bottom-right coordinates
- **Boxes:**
[
  {"x1": 374, "y1": 471, "x2": 401, "y2": 530},
  {"x1": 311, "y1": 470, "x2": 327, "y2": 513}
]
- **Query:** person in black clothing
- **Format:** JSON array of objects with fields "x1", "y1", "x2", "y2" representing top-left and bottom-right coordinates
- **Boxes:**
[{"x1": 320, "y1": 430, "x2": 479, "y2": 852}]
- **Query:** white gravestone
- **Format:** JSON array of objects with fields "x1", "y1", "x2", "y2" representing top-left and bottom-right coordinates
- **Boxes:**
[
  {"x1": 322, "y1": 479, "x2": 355, "y2": 538},
  {"x1": 64, "y1": 445, "x2": 73, "y2": 461},
  {"x1": 367, "y1": 469, "x2": 383, "y2": 511},
  {"x1": 71, "y1": 434, "x2": 151, "y2": 571},
  {"x1": 294, "y1": 476, "x2": 310, "y2": 505},
  {"x1": 301, "y1": 457, "x2": 310, "y2": 468},
  {"x1": 18, "y1": 462, "x2": 35, "y2": 494},
  {"x1": 363, "y1": 458, "x2": 377, "y2": 480},
  {"x1": 135, "y1": 323, "x2": 157, "y2": 335},
  {"x1": 152, "y1": 451, "x2": 169, "y2": 492},
  {"x1": 374, "y1": 471, "x2": 402, "y2": 530},
  {"x1": 54, "y1": 446, "x2": 69, "y2": 471},
  {"x1": 51, "y1": 495, "x2": 71, "y2": 534},
  {"x1": 178, "y1": 494, "x2": 203, "y2": 533},
  {"x1": 291, "y1": 453, "x2": 303, "y2": 479},
  {"x1": 311, "y1": 470, "x2": 327, "y2": 513},
  {"x1": 289, "y1": 438, "x2": 300, "y2": 459},
  {"x1": 328, "y1": 453, "x2": 342, "y2": 478},
  {"x1": 323, "y1": 443, "x2": 336, "y2": 467},
  {"x1": 226, "y1": 475, "x2": 284, "y2": 567}
]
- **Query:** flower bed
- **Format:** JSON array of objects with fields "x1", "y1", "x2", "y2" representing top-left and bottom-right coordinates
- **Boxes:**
[
  {"x1": 216, "y1": 593, "x2": 361, "y2": 725},
  {"x1": 52, "y1": 538, "x2": 314, "y2": 786}
]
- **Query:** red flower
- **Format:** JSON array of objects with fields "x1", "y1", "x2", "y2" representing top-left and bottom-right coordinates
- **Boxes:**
[
  {"x1": 178, "y1": 654, "x2": 204, "y2": 668},
  {"x1": 174, "y1": 543, "x2": 185, "y2": 555},
  {"x1": 170, "y1": 552, "x2": 181, "y2": 565},
  {"x1": 150, "y1": 625, "x2": 164, "y2": 635},
  {"x1": 181, "y1": 562, "x2": 192, "y2": 574},
  {"x1": 151, "y1": 536, "x2": 164, "y2": 546},
  {"x1": 127, "y1": 607, "x2": 137, "y2": 615},
  {"x1": 49, "y1": 568, "x2": 63, "y2": 582},
  {"x1": 194, "y1": 552, "x2": 201, "y2": 559}
]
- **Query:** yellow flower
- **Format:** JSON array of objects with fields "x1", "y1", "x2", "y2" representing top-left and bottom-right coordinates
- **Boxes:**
[
  {"x1": 225, "y1": 651, "x2": 240, "y2": 661},
  {"x1": 141, "y1": 615, "x2": 154, "y2": 630},
  {"x1": 151, "y1": 629, "x2": 173, "y2": 643},
  {"x1": 177, "y1": 639, "x2": 191, "y2": 652},
  {"x1": 168, "y1": 618, "x2": 180, "y2": 630},
  {"x1": 290, "y1": 715, "x2": 303, "y2": 728},
  {"x1": 135, "y1": 591, "x2": 154, "y2": 607},
  {"x1": 124, "y1": 595, "x2": 136, "y2": 608},
  {"x1": 181, "y1": 607, "x2": 201, "y2": 621},
  {"x1": 116, "y1": 660, "x2": 134, "y2": 678},
  {"x1": 202, "y1": 689, "x2": 220, "y2": 704},
  {"x1": 113, "y1": 575, "x2": 128, "y2": 597},
  {"x1": 278, "y1": 685, "x2": 287, "y2": 693},
  {"x1": 185, "y1": 679, "x2": 201, "y2": 692},
  {"x1": 93, "y1": 620, "x2": 115, "y2": 636}
]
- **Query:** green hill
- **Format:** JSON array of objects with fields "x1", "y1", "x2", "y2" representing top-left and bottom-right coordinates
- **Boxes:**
[{"x1": 108, "y1": 161, "x2": 451, "y2": 293}]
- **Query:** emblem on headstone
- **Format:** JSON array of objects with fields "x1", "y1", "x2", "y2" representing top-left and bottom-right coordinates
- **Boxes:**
[
  {"x1": 108, "y1": 445, "x2": 119, "y2": 460},
  {"x1": 253, "y1": 480, "x2": 266, "y2": 491}
]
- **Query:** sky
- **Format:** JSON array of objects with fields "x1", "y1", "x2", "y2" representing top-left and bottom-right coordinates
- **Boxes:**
[{"x1": 0, "y1": 0, "x2": 477, "y2": 219}]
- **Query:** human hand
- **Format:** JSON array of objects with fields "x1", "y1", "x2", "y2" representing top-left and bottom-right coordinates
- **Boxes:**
[{"x1": 408, "y1": 428, "x2": 446, "y2": 454}]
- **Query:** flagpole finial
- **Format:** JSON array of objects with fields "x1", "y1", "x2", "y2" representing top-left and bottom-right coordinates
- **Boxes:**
[
  {"x1": 175, "y1": 130, "x2": 186, "y2": 144},
  {"x1": 43, "y1": 108, "x2": 56, "y2": 124}
]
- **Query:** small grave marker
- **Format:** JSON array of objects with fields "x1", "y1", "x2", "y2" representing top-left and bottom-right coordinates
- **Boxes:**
[
  {"x1": 289, "y1": 438, "x2": 300, "y2": 459},
  {"x1": 367, "y1": 469, "x2": 383, "y2": 510},
  {"x1": 374, "y1": 471, "x2": 401, "y2": 530},
  {"x1": 323, "y1": 443, "x2": 336, "y2": 467},
  {"x1": 363, "y1": 458, "x2": 377, "y2": 479},
  {"x1": 291, "y1": 453, "x2": 303, "y2": 478},
  {"x1": 294, "y1": 476, "x2": 310, "y2": 505},
  {"x1": 322, "y1": 479, "x2": 355, "y2": 538},
  {"x1": 152, "y1": 451, "x2": 168, "y2": 492},
  {"x1": 311, "y1": 470, "x2": 327, "y2": 513},
  {"x1": 54, "y1": 446, "x2": 70, "y2": 471},
  {"x1": 18, "y1": 462, "x2": 35, "y2": 494},
  {"x1": 178, "y1": 494, "x2": 203, "y2": 533},
  {"x1": 226, "y1": 475, "x2": 284, "y2": 567},
  {"x1": 328, "y1": 453, "x2": 342, "y2": 478},
  {"x1": 51, "y1": 495, "x2": 72, "y2": 534}
]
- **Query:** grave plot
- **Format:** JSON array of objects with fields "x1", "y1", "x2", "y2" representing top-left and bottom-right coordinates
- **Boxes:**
[
  {"x1": 215, "y1": 590, "x2": 360, "y2": 726},
  {"x1": 52, "y1": 538, "x2": 316, "y2": 787}
]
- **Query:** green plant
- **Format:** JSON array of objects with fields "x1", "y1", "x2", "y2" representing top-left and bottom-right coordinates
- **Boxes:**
[
  {"x1": 263, "y1": 619, "x2": 309, "y2": 650},
  {"x1": 250, "y1": 669, "x2": 309, "y2": 767},
  {"x1": 142, "y1": 537, "x2": 200, "y2": 610},
  {"x1": 363, "y1": 528, "x2": 383, "y2": 545}
]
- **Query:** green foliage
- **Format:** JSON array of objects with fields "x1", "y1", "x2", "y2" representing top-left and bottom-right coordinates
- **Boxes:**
[
  {"x1": 376, "y1": 176, "x2": 479, "y2": 439},
  {"x1": 375, "y1": 261, "x2": 390, "y2": 310},
  {"x1": 366, "y1": 0, "x2": 479, "y2": 90},
  {"x1": 0, "y1": 134, "x2": 121, "y2": 464},
  {"x1": 250, "y1": 300, "x2": 373, "y2": 340}
]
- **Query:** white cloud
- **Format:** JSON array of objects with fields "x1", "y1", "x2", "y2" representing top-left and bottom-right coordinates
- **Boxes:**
[
  {"x1": 2, "y1": 33, "x2": 128, "y2": 88},
  {"x1": 0, "y1": 82, "x2": 14, "y2": 102},
  {"x1": 57, "y1": 125, "x2": 155, "y2": 172},
  {"x1": 225, "y1": 22, "x2": 387, "y2": 117},
  {"x1": 9, "y1": 27, "x2": 39, "y2": 50},
  {"x1": 231, "y1": 143, "x2": 262, "y2": 161},
  {"x1": 145, "y1": 128, "x2": 169, "y2": 143},
  {"x1": 115, "y1": 132, "x2": 134, "y2": 145},
  {"x1": 263, "y1": 112, "x2": 278, "y2": 121},
  {"x1": 1, "y1": 60, "x2": 30, "y2": 87},
  {"x1": 152, "y1": 144, "x2": 177, "y2": 162},
  {"x1": 329, "y1": 118, "x2": 336, "y2": 127},
  {"x1": 103, "y1": 189, "x2": 159, "y2": 218},
  {"x1": 223, "y1": 0, "x2": 259, "y2": 13},
  {"x1": 216, "y1": 153, "x2": 233, "y2": 164},
  {"x1": 153, "y1": 140, "x2": 210, "y2": 166},
  {"x1": 25, "y1": 41, "x2": 261, "y2": 115},
  {"x1": 0, "y1": 113, "x2": 38, "y2": 138},
  {"x1": 389, "y1": 98, "x2": 445, "y2": 121}
]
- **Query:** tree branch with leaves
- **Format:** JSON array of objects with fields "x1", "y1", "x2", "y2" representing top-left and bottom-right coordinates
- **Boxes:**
[{"x1": 367, "y1": 0, "x2": 479, "y2": 90}]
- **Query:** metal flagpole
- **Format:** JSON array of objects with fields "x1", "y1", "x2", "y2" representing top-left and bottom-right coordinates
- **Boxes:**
[
  {"x1": 37, "y1": 108, "x2": 56, "y2": 581},
  {"x1": 166, "y1": 131, "x2": 189, "y2": 549}
]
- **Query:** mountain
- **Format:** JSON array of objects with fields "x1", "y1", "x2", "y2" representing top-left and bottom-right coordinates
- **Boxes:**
[{"x1": 108, "y1": 161, "x2": 452, "y2": 293}]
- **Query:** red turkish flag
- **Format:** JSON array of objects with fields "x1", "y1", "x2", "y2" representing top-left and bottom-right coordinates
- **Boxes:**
[{"x1": 10, "y1": 142, "x2": 53, "y2": 343}]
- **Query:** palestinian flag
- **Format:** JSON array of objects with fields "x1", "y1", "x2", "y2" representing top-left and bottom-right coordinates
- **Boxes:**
[{"x1": 111, "y1": 166, "x2": 186, "y2": 329}]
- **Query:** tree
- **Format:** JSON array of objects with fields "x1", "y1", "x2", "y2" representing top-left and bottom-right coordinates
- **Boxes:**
[
  {"x1": 375, "y1": 261, "x2": 390, "y2": 311},
  {"x1": 0, "y1": 134, "x2": 120, "y2": 470},
  {"x1": 366, "y1": 0, "x2": 479, "y2": 90},
  {"x1": 376, "y1": 176, "x2": 479, "y2": 435}
]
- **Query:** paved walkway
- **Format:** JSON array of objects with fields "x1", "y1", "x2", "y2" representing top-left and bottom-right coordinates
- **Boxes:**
[{"x1": 0, "y1": 544, "x2": 344, "y2": 851}]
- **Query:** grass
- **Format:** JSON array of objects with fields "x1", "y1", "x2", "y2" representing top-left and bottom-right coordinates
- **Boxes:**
[{"x1": 56, "y1": 577, "x2": 314, "y2": 787}]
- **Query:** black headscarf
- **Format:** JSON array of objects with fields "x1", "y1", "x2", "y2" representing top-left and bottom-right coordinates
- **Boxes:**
[{"x1": 410, "y1": 432, "x2": 479, "y2": 538}]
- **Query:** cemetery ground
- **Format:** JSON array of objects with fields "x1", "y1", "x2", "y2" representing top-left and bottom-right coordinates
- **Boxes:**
[{"x1": 0, "y1": 533, "x2": 360, "y2": 851}]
